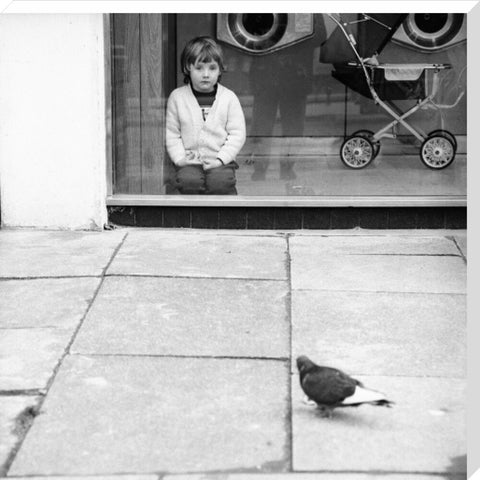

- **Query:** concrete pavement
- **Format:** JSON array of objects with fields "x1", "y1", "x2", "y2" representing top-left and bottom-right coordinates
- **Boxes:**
[{"x1": 0, "y1": 228, "x2": 467, "y2": 478}]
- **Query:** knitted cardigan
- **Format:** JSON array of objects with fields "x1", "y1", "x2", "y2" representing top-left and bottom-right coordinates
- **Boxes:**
[{"x1": 166, "y1": 84, "x2": 246, "y2": 167}]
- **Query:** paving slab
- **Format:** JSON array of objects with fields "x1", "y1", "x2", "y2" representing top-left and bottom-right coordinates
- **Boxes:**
[
  {"x1": 289, "y1": 235, "x2": 459, "y2": 256},
  {"x1": 108, "y1": 231, "x2": 287, "y2": 279},
  {"x1": 291, "y1": 290, "x2": 466, "y2": 377},
  {"x1": 0, "y1": 328, "x2": 73, "y2": 390},
  {"x1": 9, "y1": 355, "x2": 289, "y2": 475},
  {"x1": 291, "y1": 254, "x2": 466, "y2": 294},
  {"x1": 0, "y1": 396, "x2": 41, "y2": 473},
  {"x1": 0, "y1": 277, "x2": 100, "y2": 329},
  {"x1": 0, "y1": 230, "x2": 124, "y2": 278},
  {"x1": 72, "y1": 276, "x2": 289, "y2": 358},
  {"x1": 0, "y1": 277, "x2": 99, "y2": 391},
  {"x1": 292, "y1": 374, "x2": 466, "y2": 473},
  {"x1": 453, "y1": 235, "x2": 467, "y2": 258}
]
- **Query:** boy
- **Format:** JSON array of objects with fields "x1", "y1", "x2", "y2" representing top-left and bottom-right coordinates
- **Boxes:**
[{"x1": 166, "y1": 36, "x2": 246, "y2": 194}]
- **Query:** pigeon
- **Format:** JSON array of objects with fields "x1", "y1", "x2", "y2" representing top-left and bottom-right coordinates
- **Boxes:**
[{"x1": 296, "y1": 355, "x2": 394, "y2": 417}]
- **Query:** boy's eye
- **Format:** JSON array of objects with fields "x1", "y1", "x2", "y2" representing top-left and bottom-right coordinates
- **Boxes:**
[{"x1": 191, "y1": 62, "x2": 218, "y2": 73}]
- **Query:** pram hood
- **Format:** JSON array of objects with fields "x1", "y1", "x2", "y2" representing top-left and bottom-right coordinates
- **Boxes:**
[{"x1": 320, "y1": 14, "x2": 408, "y2": 64}]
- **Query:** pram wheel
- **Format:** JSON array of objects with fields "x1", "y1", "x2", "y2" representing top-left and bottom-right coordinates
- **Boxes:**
[
  {"x1": 428, "y1": 130, "x2": 457, "y2": 152},
  {"x1": 340, "y1": 135, "x2": 375, "y2": 169},
  {"x1": 351, "y1": 130, "x2": 381, "y2": 158},
  {"x1": 420, "y1": 135, "x2": 456, "y2": 170}
]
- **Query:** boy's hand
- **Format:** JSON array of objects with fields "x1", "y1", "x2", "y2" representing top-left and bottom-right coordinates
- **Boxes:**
[
  {"x1": 185, "y1": 150, "x2": 202, "y2": 165},
  {"x1": 202, "y1": 158, "x2": 224, "y2": 170}
]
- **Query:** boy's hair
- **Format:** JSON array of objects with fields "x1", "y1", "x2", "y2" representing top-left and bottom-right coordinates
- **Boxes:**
[{"x1": 180, "y1": 36, "x2": 225, "y2": 84}]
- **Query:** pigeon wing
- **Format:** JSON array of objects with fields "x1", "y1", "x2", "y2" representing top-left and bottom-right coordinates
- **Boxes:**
[{"x1": 301, "y1": 366, "x2": 359, "y2": 406}]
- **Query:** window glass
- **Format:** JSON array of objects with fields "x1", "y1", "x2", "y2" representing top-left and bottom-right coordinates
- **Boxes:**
[{"x1": 111, "y1": 13, "x2": 466, "y2": 198}]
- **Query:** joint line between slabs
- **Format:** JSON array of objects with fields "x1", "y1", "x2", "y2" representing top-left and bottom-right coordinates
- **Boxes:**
[
  {"x1": 102, "y1": 232, "x2": 129, "y2": 276},
  {"x1": 0, "y1": 274, "x2": 101, "y2": 281},
  {"x1": 292, "y1": 288, "x2": 466, "y2": 296},
  {"x1": 449, "y1": 236, "x2": 467, "y2": 264},
  {"x1": 69, "y1": 353, "x2": 290, "y2": 362},
  {"x1": 104, "y1": 273, "x2": 288, "y2": 282},
  {"x1": 0, "y1": 389, "x2": 45, "y2": 397},
  {"x1": 285, "y1": 233, "x2": 294, "y2": 471},
  {"x1": 346, "y1": 253, "x2": 464, "y2": 257}
]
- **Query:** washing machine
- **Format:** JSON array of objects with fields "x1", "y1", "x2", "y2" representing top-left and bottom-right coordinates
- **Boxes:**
[
  {"x1": 216, "y1": 13, "x2": 314, "y2": 54},
  {"x1": 392, "y1": 13, "x2": 466, "y2": 52}
]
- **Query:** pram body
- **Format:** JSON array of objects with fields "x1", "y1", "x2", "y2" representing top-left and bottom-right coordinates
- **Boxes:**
[{"x1": 321, "y1": 14, "x2": 457, "y2": 169}]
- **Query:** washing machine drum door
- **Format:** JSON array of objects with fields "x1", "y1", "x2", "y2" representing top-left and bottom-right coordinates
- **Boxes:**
[
  {"x1": 217, "y1": 13, "x2": 314, "y2": 54},
  {"x1": 392, "y1": 13, "x2": 466, "y2": 52}
]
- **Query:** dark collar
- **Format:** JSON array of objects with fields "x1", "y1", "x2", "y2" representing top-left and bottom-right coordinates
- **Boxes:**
[{"x1": 190, "y1": 83, "x2": 218, "y2": 98}]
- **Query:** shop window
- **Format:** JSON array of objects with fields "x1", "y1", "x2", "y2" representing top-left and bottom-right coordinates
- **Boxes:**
[{"x1": 109, "y1": 13, "x2": 466, "y2": 202}]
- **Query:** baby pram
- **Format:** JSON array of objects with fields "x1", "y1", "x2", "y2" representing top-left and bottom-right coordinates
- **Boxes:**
[{"x1": 321, "y1": 14, "x2": 457, "y2": 170}]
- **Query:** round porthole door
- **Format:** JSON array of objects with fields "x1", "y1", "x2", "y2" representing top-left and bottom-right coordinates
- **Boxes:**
[
  {"x1": 228, "y1": 14, "x2": 288, "y2": 52},
  {"x1": 217, "y1": 13, "x2": 314, "y2": 54},
  {"x1": 392, "y1": 13, "x2": 466, "y2": 52}
]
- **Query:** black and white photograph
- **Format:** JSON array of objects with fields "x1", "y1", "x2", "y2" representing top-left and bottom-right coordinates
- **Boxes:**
[{"x1": 0, "y1": 2, "x2": 476, "y2": 479}]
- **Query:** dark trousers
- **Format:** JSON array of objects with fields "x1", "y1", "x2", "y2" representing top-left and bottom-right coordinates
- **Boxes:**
[
  {"x1": 250, "y1": 85, "x2": 307, "y2": 178},
  {"x1": 175, "y1": 164, "x2": 238, "y2": 195},
  {"x1": 251, "y1": 86, "x2": 307, "y2": 137}
]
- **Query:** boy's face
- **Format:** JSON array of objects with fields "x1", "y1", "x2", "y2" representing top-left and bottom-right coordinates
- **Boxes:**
[{"x1": 188, "y1": 59, "x2": 220, "y2": 93}]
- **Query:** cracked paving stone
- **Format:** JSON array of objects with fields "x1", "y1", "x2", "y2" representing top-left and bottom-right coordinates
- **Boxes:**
[{"x1": 0, "y1": 396, "x2": 42, "y2": 473}]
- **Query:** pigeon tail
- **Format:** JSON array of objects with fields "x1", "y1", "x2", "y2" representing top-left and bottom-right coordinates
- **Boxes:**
[
  {"x1": 373, "y1": 399, "x2": 395, "y2": 408},
  {"x1": 340, "y1": 384, "x2": 394, "y2": 407},
  {"x1": 339, "y1": 399, "x2": 395, "y2": 408}
]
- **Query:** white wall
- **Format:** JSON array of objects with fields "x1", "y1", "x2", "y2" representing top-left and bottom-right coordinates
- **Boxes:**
[{"x1": 0, "y1": 14, "x2": 107, "y2": 230}]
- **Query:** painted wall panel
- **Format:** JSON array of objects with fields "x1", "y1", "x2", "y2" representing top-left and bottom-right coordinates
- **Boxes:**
[{"x1": 0, "y1": 14, "x2": 107, "y2": 229}]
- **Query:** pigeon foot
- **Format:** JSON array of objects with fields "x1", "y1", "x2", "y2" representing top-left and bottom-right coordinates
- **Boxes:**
[{"x1": 316, "y1": 405, "x2": 334, "y2": 418}]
